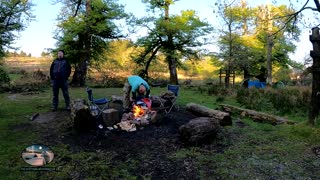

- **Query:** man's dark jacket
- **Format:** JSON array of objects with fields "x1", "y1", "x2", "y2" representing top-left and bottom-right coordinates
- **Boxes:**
[{"x1": 50, "y1": 58, "x2": 71, "y2": 80}]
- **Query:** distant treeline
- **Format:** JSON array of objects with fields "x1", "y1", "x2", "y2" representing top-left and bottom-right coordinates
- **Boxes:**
[{"x1": 5, "y1": 50, "x2": 50, "y2": 58}]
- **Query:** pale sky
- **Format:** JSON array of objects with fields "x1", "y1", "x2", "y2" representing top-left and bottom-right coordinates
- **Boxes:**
[{"x1": 12, "y1": 0, "x2": 317, "y2": 63}]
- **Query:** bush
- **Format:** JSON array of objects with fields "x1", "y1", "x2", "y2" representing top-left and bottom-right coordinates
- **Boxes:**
[
  {"x1": 236, "y1": 88, "x2": 273, "y2": 111},
  {"x1": 90, "y1": 74, "x2": 124, "y2": 88},
  {"x1": 6, "y1": 69, "x2": 50, "y2": 93},
  {"x1": 236, "y1": 87, "x2": 311, "y2": 114},
  {"x1": 265, "y1": 87, "x2": 310, "y2": 113},
  {"x1": 0, "y1": 66, "x2": 10, "y2": 84}
]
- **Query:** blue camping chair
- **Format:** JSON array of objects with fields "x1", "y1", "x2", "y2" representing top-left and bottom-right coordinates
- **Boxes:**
[
  {"x1": 86, "y1": 87, "x2": 110, "y2": 144},
  {"x1": 86, "y1": 87, "x2": 109, "y2": 121},
  {"x1": 165, "y1": 84, "x2": 180, "y2": 114}
]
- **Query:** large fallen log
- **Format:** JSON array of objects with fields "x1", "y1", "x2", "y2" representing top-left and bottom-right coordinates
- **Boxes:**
[
  {"x1": 219, "y1": 104, "x2": 295, "y2": 125},
  {"x1": 186, "y1": 103, "x2": 232, "y2": 126}
]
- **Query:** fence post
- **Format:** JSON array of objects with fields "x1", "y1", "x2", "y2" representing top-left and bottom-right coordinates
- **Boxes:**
[{"x1": 309, "y1": 27, "x2": 320, "y2": 125}]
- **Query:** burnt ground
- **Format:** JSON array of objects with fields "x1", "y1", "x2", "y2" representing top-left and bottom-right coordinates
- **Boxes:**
[{"x1": 30, "y1": 107, "x2": 228, "y2": 179}]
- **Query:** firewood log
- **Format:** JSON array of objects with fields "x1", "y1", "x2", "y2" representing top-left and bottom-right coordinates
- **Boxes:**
[
  {"x1": 186, "y1": 103, "x2": 232, "y2": 126},
  {"x1": 219, "y1": 104, "x2": 295, "y2": 125}
]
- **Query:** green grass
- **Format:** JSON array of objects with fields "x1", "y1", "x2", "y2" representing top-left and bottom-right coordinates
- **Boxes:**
[
  {"x1": 1, "y1": 86, "x2": 319, "y2": 179},
  {"x1": 8, "y1": 74, "x2": 23, "y2": 81},
  {"x1": 170, "y1": 117, "x2": 320, "y2": 179}
]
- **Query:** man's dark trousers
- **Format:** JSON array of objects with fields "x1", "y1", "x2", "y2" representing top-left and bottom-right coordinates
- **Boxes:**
[{"x1": 52, "y1": 79, "x2": 70, "y2": 109}]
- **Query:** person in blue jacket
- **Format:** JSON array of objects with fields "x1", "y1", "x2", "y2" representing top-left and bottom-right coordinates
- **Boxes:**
[
  {"x1": 50, "y1": 50, "x2": 71, "y2": 111},
  {"x1": 123, "y1": 75, "x2": 150, "y2": 112}
]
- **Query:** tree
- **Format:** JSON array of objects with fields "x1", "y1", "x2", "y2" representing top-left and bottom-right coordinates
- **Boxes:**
[
  {"x1": 255, "y1": 3, "x2": 300, "y2": 86},
  {"x1": 96, "y1": 39, "x2": 137, "y2": 75},
  {"x1": 54, "y1": 0, "x2": 129, "y2": 86},
  {"x1": 215, "y1": 0, "x2": 256, "y2": 87},
  {"x1": 134, "y1": 0, "x2": 212, "y2": 84},
  {"x1": 215, "y1": 0, "x2": 300, "y2": 88},
  {"x1": 0, "y1": 0, "x2": 34, "y2": 59}
]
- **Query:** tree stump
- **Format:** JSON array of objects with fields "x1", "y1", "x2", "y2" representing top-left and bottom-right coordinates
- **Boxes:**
[
  {"x1": 111, "y1": 95, "x2": 124, "y2": 104},
  {"x1": 186, "y1": 103, "x2": 232, "y2": 126},
  {"x1": 102, "y1": 108, "x2": 121, "y2": 127},
  {"x1": 70, "y1": 98, "x2": 96, "y2": 131},
  {"x1": 179, "y1": 117, "x2": 220, "y2": 145}
]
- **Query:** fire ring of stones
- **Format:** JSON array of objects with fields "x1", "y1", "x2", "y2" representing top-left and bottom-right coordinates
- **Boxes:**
[{"x1": 70, "y1": 97, "x2": 232, "y2": 145}]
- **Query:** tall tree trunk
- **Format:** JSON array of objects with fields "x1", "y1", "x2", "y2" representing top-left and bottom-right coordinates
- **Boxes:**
[
  {"x1": 225, "y1": 69, "x2": 230, "y2": 88},
  {"x1": 266, "y1": 3, "x2": 273, "y2": 86},
  {"x1": 241, "y1": 0, "x2": 248, "y2": 35},
  {"x1": 71, "y1": 0, "x2": 91, "y2": 87},
  {"x1": 168, "y1": 55, "x2": 178, "y2": 85},
  {"x1": 225, "y1": 22, "x2": 233, "y2": 88},
  {"x1": 164, "y1": 2, "x2": 178, "y2": 85},
  {"x1": 309, "y1": 27, "x2": 320, "y2": 126},
  {"x1": 83, "y1": 0, "x2": 91, "y2": 85},
  {"x1": 243, "y1": 66, "x2": 250, "y2": 80},
  {"x1": 71, "y1": 54, "x2": 87, "y2": 86},
  {"x1": 266, "y1": 35, "x2": 273, "y2": 86}
]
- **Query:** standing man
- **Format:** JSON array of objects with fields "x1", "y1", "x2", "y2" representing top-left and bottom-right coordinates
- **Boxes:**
[
  {"x1": 50, "y1": 50, "x2": 71, "y2": 111},
  {"x1": 123, "y1": 75, "x2": 150, "y2": 112}
]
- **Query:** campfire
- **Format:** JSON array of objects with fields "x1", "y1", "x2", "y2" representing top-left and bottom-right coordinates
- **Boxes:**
[
  {"x1": 133, "y1": 105, "x2": 145, "y2": 118},
  {"x1": 116, "y1": 100, "x2": 157, "y2": 132}
]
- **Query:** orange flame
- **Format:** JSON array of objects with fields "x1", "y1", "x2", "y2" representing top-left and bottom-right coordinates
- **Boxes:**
[{"x1": 132, "y1": 105, "x2": 145, "y2": 117}]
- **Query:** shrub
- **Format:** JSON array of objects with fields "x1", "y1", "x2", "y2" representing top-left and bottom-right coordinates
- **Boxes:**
[
  {"x1": 7, "y1": 69, "x2": 50, "y2": 93},
  {"x1": 236, "y1": 87, "x2": 311, "y2": 114},
  {"x1": 236, "y1": 88, "x2": 273, "y2": 111},
  {"x1": 91, "y1": 74, "x2": 124, "y2": 88},
  {"x1": 0, "y1": 66, "x2": 10, "y2": 84},
  {"x1": 216, "y1": 96, "x2": 225, "y2": 103}
]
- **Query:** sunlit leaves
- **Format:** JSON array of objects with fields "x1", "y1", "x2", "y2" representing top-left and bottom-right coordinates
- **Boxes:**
[
  {"x1": 0, "y1": 0, "x2": 34, "y2": 58},
  {"x1": 54, "y1": 0, "x2": 128, "y2": 64}
]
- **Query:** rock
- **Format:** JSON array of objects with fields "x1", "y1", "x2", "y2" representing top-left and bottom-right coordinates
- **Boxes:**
[{"x1": 179, "y1": 117, "x2": 220, "y2": 145}]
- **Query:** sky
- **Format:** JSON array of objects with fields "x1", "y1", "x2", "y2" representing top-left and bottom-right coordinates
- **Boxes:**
[{"x1": 12, "y1": 0, "x2": 317, "y2": 63}]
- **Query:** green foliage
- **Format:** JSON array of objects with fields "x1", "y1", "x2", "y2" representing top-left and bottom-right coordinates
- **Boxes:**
[
  {"x1": 135, "y1": 2, "x2": 213, "y2": 84},
  {"x1": 215, "y1": 1, "x2": 300, "y2": 80},
  {"x1": 54, "y1": 0, "x2": 129, "y2": 64},
  {"x1": 236, "y1": 88, "x2": 273, "y2": 111},
  {"x1": 0, "y1": 66, "x2": 10, "y2": 84},
  {"x1": 236, "y1": 87, "x2": 311, "y2": 114},
  {"x1": 4, "y1": 70, "x2": 50, "y2": 93},
  {"x1": 273, "y1": 67, "x2": 292, "y2": 83},
  {"x1": 265, "y1": 87, "x2": 311, "y2": 114},
  {"x1": 0, "y1": 0, "x2": 34, "y2": 59}
]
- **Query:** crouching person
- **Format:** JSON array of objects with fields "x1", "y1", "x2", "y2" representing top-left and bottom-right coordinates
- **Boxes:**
[{"x1": 123, "y1": 75, "x2": 150, "y2": 112}]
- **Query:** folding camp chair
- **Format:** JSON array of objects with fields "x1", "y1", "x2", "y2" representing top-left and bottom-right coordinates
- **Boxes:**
[
  {"x1": 86, "y1": 87, "x2": 110, "y2": 144},
  {"x1": 86, "y1": 87, "x2": 109, "y2": 124},
  {"x1": 165, "y1": 84, "x2": 180, "y2": 114}
]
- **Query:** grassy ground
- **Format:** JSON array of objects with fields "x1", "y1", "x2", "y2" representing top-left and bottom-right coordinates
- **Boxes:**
[{"x1": 1, "y1": 86, "x2": 320, "y2": 179}]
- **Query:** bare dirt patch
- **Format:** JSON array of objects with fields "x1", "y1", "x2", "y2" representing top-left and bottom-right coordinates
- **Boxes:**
[{"x1": 31, "y1": 108, "x2": 216, "y2": 178}]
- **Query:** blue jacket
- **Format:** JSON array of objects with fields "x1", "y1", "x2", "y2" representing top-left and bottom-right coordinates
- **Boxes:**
[
  {"x1": 50, "y1": 58, "x2": 71, "y2": 80},
  {"x1": 128, "y1": 75, "x2": 150, "y2": 99}
]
